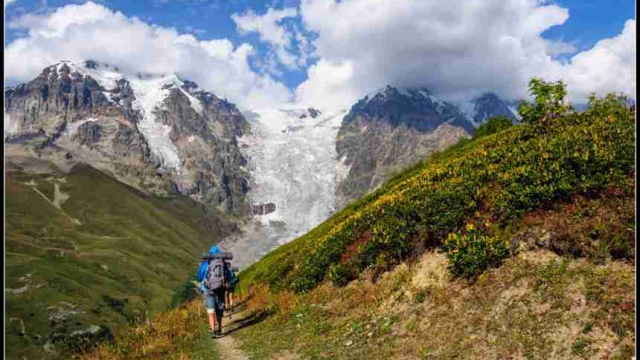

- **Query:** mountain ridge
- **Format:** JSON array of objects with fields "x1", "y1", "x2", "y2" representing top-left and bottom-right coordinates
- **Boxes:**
[{"x1": 4, "y1": 59, "x2": 252, "y2": 216}]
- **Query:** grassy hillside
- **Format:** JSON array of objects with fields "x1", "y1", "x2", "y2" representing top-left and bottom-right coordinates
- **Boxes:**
[
  {"x1": 239, "y1": 95, "x2": 634, "y2": 293},
  {"x1": 5, "y1": 163, "x2": 236, "y2": 359}
]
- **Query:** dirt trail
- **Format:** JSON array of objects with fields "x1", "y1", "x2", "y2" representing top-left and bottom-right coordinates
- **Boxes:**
[
  {"x1": 214, "y1": 334, "x2": 249, "y2": 360},
  {"x1": 27, "y1": 179, "x2": 82, "y2": 225},
  {"x1": 213, "y1": 307, "x2": 254, "y2": 360},
  {"x1": 52, "y1": 183, "x2": 70, "y2": 209}
]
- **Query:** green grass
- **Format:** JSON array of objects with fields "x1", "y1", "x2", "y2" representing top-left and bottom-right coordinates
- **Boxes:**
[
  {"x1": 187, "y1": 329, "x2": 222, "y2": 360},
  {"x1": 5, "y1": 164, "x2": 233, "y2": 359},
  {"x1": 240, "y1": 100, "x2": 635, "y2": 293}
]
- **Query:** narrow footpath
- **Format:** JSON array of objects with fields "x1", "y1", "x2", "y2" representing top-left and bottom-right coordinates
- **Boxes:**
[{"x1": 212, "y1": 307, "x2": 254, "y2": 360}]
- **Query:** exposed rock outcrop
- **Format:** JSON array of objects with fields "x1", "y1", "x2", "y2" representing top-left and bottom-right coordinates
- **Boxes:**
[
  {"x1": 252, "y1": 203, "x2": 276, "y2": 215},
  {"x1": 335, "y1": 86, "x2": 471, "y2": 207},
  {"x1": 74, "y1": 121, "x2": 102, "y2": 147}
]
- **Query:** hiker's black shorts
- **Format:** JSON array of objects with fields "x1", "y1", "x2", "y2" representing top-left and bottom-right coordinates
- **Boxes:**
[{"x1": 204, "y1": 289, "x2": 225, "y2": 316}]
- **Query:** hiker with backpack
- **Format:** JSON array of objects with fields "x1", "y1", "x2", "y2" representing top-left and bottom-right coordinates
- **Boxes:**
[{"x1": 196, "y1": 245, "x2": 234, "y2": 338}]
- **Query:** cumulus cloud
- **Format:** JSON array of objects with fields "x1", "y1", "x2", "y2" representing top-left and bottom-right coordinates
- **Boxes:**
[
  {"x1": 232, "y1": 7, "x2": 297, "y2": 47},
  {"x1": 559, "y1": 19, "x2": 635, "y2": 102},
  {"x1": 4, "y1": 1, "x2": 293, "y2": 109},
  {"x1": 231, "y1": 7, "x2": 308, "y2": 73},
  {"x1": 295, "y1": 0, "x2": 636, "y2": 110}
]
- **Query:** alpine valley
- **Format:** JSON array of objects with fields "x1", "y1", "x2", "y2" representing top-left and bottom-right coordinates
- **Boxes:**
[{"x1": 6, "y1": 59, "x2": 519, "y2": 358}]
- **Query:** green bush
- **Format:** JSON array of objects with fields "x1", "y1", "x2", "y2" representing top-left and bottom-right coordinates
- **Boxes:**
[
  {"x1": 518, "y1": 78, "x2": 571, "y2": 131},
  {"x1": 584, "y1": 92, "x2": 631, "y2": 119},
  {"x1": 442, "y1": 224, "x2": 512, "y2": 279},
  {"x1": 327, "y1": 264, "x2": 350, "y2": 287}
]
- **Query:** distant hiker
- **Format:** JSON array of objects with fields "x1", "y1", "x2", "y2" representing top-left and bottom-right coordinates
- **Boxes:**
[
  {"x1": 196, "y1": 245, "x2": 234, "y2": 338},
  {"x1": 225, "y1": 264, "x2": 239, "y2": 311}
]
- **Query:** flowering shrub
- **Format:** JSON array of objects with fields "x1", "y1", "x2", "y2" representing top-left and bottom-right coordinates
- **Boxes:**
[{"x1": 442, "y1": 224, "x2": 511, "y2": 279}]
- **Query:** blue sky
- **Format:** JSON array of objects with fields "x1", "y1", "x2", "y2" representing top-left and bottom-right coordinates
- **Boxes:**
[
  {"x1": 4, "y1": 0, "x2": 636, "y2": 110},
  {"x1": 545, "y1": 0, "x2": 635, "y2": 49},
  {"x1": 5, "y1": 0, "x2": 634, "y2": 91}
]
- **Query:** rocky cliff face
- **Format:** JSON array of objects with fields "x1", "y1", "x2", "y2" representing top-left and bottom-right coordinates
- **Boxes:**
[
  {"x1": 335, "y1": 86, "x2": 516, "y2": 207},
  {"x1": 4, "y1": 60, "x2": 251, "y2": 216},
  {"x1": 335, "y1": 86, "x2": 468, "y2": 206}
]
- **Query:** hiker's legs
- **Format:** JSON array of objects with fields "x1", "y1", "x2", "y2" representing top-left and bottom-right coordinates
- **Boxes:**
[
  {"x1": 215, "y1": 310, "x2": 223, "y2": 332},
  {"x1": 213, "y1": 289, "x2": 226, "y2": 334},
  {"x1": 204, "y1": 294, "x2": 216, "y2": 331},
  {"x1": 208, "y1": 311, "x2": 216, "y2": 330}
]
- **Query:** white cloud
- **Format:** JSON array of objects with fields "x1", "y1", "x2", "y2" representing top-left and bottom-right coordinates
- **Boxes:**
[
  {"x1": 293, "y1": 25, "x2": 313, "y2": 68},
  {"x1": 545, "y1": 39, "x2": 577, "y2": 56},
  {"x1": 294, "y1": 59, "x2": 356, "y2": 111},
  {"x1": 295, "y1": 0, "x2": 636, "y2": 110},
  {"x1": 4, "y1": 0, "x2": 17, "y2": 8},
  {"x1": 559, "y1": 19, "x2": 636, "y2": 102},
  {"x1": 4, "y1": 1, "x2": 293, "y2": 110},
  {"x1": 232, "y1": 7, "x2": 297, "y2": 47},
  {"x1": 231, "y1": 7, "x2": 303, "y2": 72}
]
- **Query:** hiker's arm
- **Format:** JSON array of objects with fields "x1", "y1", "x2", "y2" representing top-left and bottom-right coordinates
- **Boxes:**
[{"x1": 198, "y1": 280, "x2": 208, "y2": 293}]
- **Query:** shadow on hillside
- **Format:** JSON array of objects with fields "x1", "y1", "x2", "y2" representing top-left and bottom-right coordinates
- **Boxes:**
[{"x1": 223, "y1": 309, "x2": 270, "y2": 336}]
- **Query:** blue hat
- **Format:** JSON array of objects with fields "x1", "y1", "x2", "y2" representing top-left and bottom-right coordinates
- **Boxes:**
[{"x1": 209, "y1": 245, "x2": 220, "y2": 254}]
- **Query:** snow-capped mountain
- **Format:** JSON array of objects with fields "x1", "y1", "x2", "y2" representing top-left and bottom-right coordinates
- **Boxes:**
[
  {"x1": 350, "y1": 86, "x2": 476, "y2": 133},
  {"x1": 460, "y1": 92, "x2": 520, "y2": 126},
  {"x1": 4, "y1": 60, "x2": 251, "y2": 215}
]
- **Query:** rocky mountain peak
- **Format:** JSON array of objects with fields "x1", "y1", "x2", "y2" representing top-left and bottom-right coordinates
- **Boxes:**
[
  {"x1": 336, "y1": 85, "x2": 474, "y2": 206},
  {"x1": 4, "y1": 59, "x2": 252, "y2": 216},
  {"x1": 345, "y1": 85, "x2": 473, "y2": 133},
  {"x1": 460, "y1": 92, "x2": 519, "y2": 126}
]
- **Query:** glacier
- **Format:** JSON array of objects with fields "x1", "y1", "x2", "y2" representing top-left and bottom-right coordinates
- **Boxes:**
[
  {"x1": 221, "y1": 108, "x2": 347, "y2": 269},
  {"x1": 128, "y1": 75, "x2": 185, "y2": 170}
]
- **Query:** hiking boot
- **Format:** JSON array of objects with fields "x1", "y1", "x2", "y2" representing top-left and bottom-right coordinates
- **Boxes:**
[{"x1": 209, "y1": 329, "x2": 217, "y2": 338}]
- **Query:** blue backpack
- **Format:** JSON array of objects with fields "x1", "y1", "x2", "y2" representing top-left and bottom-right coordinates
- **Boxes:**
[
  {"x1": 197, "y1": 246, "x2": 221, "y2": 282},
  {"x1": 205, "y1": 258, "x2": 226, "y2": 291}
]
